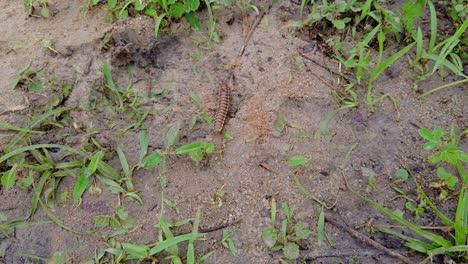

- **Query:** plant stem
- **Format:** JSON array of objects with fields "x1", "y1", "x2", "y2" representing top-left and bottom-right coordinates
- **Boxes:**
[{"x1": 417, "y1": 78, "x2": 468, "y2": 99}]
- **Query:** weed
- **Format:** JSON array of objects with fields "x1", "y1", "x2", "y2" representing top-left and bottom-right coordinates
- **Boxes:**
[
  {"x1": 262, "y1": 198, "x2": 312, "y2": 261},
  {"x1": 274, "y1": 114, "x2": 301, "y2": 133},
  {"x1": 23, "y1": 0, "x2": 50, "y2": 18},
  {"x1": 94, "y1": 206, "x2": 134, "y2": 229},
  {"x1": 189, "y1": 89, "x2": 214, "y2": 130},
  {"x1": 100, "y1": 198, "x2": 212, "y2": 263},
  {"x1": 85, "y1": 0, "x2": 210, "y2": 39},
  {"x1": 41, "y1": 39, "x2": 64, "y2": 56},
  {"x1": 351, "y1": 126, "x2": 468, "y2": 262},
  {"x1": 221, "y1": 229, "x2": 236, "y2": 256},
  {"x1": 141, "y1": 121, "x2": 215, "y2": 188}
]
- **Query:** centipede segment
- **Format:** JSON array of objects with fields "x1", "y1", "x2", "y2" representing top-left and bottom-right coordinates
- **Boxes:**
[{"x1": 213, "y1": 83, "x2": 231, "y2": 133}]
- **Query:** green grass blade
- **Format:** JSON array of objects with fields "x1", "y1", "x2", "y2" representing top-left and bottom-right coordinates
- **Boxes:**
[
  {"x1": 38, "y1": 197, "x2": 94, "y2": 235},
  {"x1": 1, "y1": 144, "x2": 87, "y2": 164},
  {"x1": 411, "y1": 173, "x2": 456, "y2": 228},
  {"x1": 0, "y1": 122, "x2": 44, "y2": 134},
  {"x1": 139, "y1": 129, "x2": 148, "y2": 166},
  {"x1": 415, "y1": 27, "x2": 423, "y2": 63},
  {"x1": 359, "y1": 193, "x2": 453, "y2": 248},
  {"x1": 271, "y1": 197, "x2": 277, "y2": 225},
  {"x1": 4, "y1": 107, "x2": 71, "y2": 152},
  {"x1": 195, "y1": 251, "x2": 214, "y2": 264},
  {"x1": 428, "y1": 0, "x2": 437, "y2": 53},
  {"x1": 188, "y1": 89, "x2": 203, "y2": 109},
  {"x1": 154, "y1": 14, "x2": 166, "y2": 39},
  {"x1": 454, "y1": 189, "x2": 468, "y2": 245},
  {"x1": 116, "y1": 146, "x2": 133, "y2": 192},
  {"x1": 102, "y1": 59, "x2": 118, "y2": 93},
  {"x1": 88, "y1": 151, "x2": 103, "y2": 175},
  {"x1": 417, "y1": 78, "x2": 468, "y2": 99},
  {"x1": 97, "y1": 161, "x2": 120, "y2": 181},
  {"x1": 149, "y1": 233, "x2": 205, "y2": 255},
  {"x1": 377, "y1": 30, "x2": 385, "y2": 66},
  {"x1": 29, "y1": 170, "x2": 51, "y2": 219},
  {"x1": 187, "y1": 210, "x2": 201, "y2": 264},
  {"x1": 369, "y1": 42, "x2": 415, "y2": 85},
  {"x1": 73, "y1": 167, "x2": 90, "y2": 205},
  {"x1": 293, "y1": 175, "x2": 330, "y2": 208},
  {"x1": 381, "y1": 227, "x2": 437, "y2": 254}
]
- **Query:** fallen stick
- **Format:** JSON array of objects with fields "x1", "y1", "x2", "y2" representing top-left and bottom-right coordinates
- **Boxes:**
[
  {"x1": 301, "y1": 248, "x2": 398, "y2": 260},
  {"x1": 297, "y1": 49, "x2": 357, "y2": 84},
  {"x1": 325, "y1": 214, "x2": 413, "y2": 264}
]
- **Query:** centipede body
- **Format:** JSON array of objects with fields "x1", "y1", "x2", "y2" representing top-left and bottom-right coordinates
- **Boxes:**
[{"x1": 213, "y1": 83, "x2": 231, "y2": 133}]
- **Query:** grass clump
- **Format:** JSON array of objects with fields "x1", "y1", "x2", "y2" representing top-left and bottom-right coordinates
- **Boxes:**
[
  {"x1": 94, "y1": 199, "x2": 212, "y2": 263},
  {"x1": 294, "y1": 0, "x2": 467, "y2": 110},
  {"x1": 262, "y1": 198, "x2": 312, "y2": 262},
  {"x1": 353, "y1": 126, "x2": 468, "y2": 262}
]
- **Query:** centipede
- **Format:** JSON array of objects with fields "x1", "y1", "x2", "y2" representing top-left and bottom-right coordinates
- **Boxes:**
[
  {"x1": 212, "y1": 6, "x2": 269, "y2": 133},
  {"x1": 213, "y1": 82, "x2": 231, "y2": 133}
]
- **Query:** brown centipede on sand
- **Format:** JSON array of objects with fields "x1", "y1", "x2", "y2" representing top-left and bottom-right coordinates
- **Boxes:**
[{"x1": 213, "y1": 82, "x2": 231, "y2": 133}]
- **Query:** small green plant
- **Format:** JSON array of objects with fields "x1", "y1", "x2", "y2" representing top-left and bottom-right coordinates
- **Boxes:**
[
  {"x1": 100, "y1": 200, "x2": 212, "y2": 263},
  {"x1": 274, "y1": 114, "x2": 301, "y2": 133},
  {"x1": 94, "y1": 206, "x2": 134, "y2": 229},
  {"x1": 221, "y1": 229, "x2": 236, "y2": 256},
  {"x1": 188, "y1": 89, "x2": 214, "y2": 130},
  {"x1": 262, "y1": 198, "x2": 312, "y2": 262},
  {"x1": 352, "y1": 126, "x2": 468, "y2": 262},
  {"x1": 23, "y1": 0, "x2": 50, "y2": 18},
  {"x1": 85, "y1": 0, "x2": 206, "y2": 38},
  {"x1": 141, "y1": 121, "x2": 215, "y2": 188}
]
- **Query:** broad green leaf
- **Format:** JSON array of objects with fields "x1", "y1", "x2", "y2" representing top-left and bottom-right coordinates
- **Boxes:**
[
  {"x1": 164, "y1": 121, "x2": 181, "y2": 148},
  {"x1": 175, "y1": 142, "x2": 203, "y2": 154},
  {"x1": 95, "y1": 215, "x2": 110, "y2": 228},
  {"x1": 88, "y1": 151, "x2": 103, "y2": 175},
  {"x1": 122, "y1": 243, "x2": 150, "y2": 259},
  {"x1": 185, "y1": 13, "x2": 203, "y2": 31},
  {"x1": 394, "y1": 168, "x2": 409, "y2": 181},
  {"x1": 73, "y1": 168, "x2": 90, "y2": 205},
  {"x1": 116, "y1": 147, "x2": 130, "y2": 177},
  {"x1": 262, "y1": 227, "x2": 278, "y2": 248},
  {"x1": 143, "y1": 152, "x2": 164, "y2": 169},
  {"x1": 288, "y1": 155, "x2": 308, "y2": 167},
  {"x1": 41, "y1": 7, "x2": 50, "y2": 18},
  {"x1": 186, "y1": 0, "x2": 200, "y2": 11},
  {"x1": 331, "y1": 19, "x2": 345, "y2": 29},
  {"x1": 145, "y1": 8, "x2": 157, "y2": 17},
  {"x1": 294, "y1": 221, "x2": 311, "y2": 240},
  {"x1": 169, "y1": 3, "x2": 187, "y2": 18},
  {"x1": 1, "y1": 164, "x2": 17, "y2": 189},
  {"x1": 149, "y1": 233, "x2": 205, "y2": 255},
  {"x1": 190, "y1": 148, "x2": 203, "y2": 162},
  {"x1": 204, "y1": 143, "x2": 214, "y2": 154},
  {"x1": 274, "y1": 115, "x2": 286, "y2": 133},
  {"x1": 283, "y1": 243, "x2": 299, "y2": 260}
]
